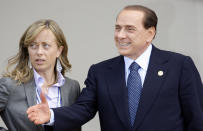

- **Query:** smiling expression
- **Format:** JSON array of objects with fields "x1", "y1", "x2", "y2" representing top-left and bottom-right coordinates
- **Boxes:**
[{"x1": 114, "y1": 10, "x2": 155, "y2": 60}]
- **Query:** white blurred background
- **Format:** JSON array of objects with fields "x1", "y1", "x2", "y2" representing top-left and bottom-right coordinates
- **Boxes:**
[{"x1": 0, "y1": 0, "x2": 202, "y2": 130}]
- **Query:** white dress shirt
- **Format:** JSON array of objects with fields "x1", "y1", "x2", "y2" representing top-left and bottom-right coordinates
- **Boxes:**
[
  {"x1": 33, "y1": 69, "x2": 65, "y2": 125},
  {"x1": 124, "y1": 44, "x2": 152, "y2": 86}
]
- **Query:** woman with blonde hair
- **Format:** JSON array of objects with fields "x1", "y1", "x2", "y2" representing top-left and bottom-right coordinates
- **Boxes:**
[{"x1": 0, "y1": 19, "x2": 81, "y2": 131}]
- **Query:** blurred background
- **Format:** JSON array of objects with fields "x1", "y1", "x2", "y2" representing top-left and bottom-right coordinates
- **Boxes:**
[{"x1": 0, "y1": 0, "x2": 202, "y2": 130}]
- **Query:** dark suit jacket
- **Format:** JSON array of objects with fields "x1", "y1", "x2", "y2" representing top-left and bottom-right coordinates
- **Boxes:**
[
  {"x1": 53, "y1": 45, "x2": 203, "y2": 131},
  {"x1": 0, "y1": 77, "x2": 81, "y2": 131}
]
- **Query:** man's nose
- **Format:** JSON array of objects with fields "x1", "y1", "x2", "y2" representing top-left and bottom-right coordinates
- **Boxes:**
[{"x1": 117, "y1": 29, "x2": 127, "y2": 39}]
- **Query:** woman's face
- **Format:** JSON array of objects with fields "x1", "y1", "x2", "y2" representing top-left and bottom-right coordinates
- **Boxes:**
[{"x1": 28, "y1": 29, "x2": 63, "y2": 74}]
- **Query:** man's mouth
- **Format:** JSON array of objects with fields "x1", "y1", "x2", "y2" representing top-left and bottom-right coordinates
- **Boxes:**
[{"x1": 119, "y1": 43, "x2": 131, "y2": 47}]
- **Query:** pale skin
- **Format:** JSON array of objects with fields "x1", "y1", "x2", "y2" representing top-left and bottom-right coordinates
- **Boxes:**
[
  {"x1": 115, "y1": 10, "x2": 155, "y2": 60},
  {"x1": 28, "y1": 29, "x2": 63, "y2": 94},
  {"x1": 27, "y1": 92, "x2": 51, "y2": 124},
  {"x1": 28, "y1": 29, "x2": 63, "y2": 93},
  {"x1": 27, "y1": 9, "x2": 156, "y2": 125},
  {"x1": 27, "y1": 29, "x2": 63, "y2": 124}
]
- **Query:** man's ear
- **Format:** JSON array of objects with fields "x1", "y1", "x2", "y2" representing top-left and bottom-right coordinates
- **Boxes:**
[{"x1": 146, "y1": 27, "x2": 156, "y2": 42}]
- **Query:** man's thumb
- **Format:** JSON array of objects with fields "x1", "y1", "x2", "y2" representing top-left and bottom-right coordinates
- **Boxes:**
[{"x1": 40, "y1": 92, "x2": 48, "y2": 104}]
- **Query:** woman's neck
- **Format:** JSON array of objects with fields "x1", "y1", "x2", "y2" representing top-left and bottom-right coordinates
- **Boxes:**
[{"x1": 38, "y1": 70, "x2": 56, "y2": 86}]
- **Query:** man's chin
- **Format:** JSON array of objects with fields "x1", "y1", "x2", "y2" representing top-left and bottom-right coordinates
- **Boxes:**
[{"x1": 118, "y1": 50, "x2": 130, "y2": 56}]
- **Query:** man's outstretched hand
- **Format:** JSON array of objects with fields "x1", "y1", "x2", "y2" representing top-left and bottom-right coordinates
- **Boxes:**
[{"x1": 27, "y1": 92, "x2": 51, "y2": 125}]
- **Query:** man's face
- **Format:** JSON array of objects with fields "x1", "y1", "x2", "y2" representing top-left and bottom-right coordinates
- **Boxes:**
[{"x1": 114, "y1": 10, "x2": 155, "y2": 59}]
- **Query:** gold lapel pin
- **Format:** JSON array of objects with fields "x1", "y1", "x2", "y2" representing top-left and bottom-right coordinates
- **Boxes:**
[{"x1": 158, "y1": 70, "x2": 164, "y2": 76}]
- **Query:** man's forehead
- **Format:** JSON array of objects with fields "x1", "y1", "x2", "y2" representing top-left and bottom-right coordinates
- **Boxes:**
[
  {"x1": 117, "y1": 10, "x2": 144, "y2": 18},
  {"x1": 115, "y1": 24, "x2": 136, "y2": 28},
  {"x1": 116, "y1": 10, "x2": 144, "y2": 26}
]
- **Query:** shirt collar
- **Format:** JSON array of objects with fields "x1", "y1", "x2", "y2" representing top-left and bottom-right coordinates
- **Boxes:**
[
  {"x1": 33, "y1": 68, "x2": 65, "y2": 88},
  {"x1": 124, "y1": 44, "x2": 152, "y2": 71}
]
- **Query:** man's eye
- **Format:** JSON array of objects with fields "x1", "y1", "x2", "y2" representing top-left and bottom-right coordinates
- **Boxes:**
[
  {"x1": 127, "y1": 28, "x2": 135, "y2": 31},
  {"x1": 115, "y1": 26, "x2": 121, "y2": 31}
]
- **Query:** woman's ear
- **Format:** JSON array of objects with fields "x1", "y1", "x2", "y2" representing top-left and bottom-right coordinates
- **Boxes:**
[{"x1": 57, "y1": 46, "x2": 64, "y2": 57}]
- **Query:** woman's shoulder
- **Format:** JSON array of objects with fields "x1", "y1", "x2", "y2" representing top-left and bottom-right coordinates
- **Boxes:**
[
  {"x1": 63, "y1": 76, "x2": 80, "y2": 91},
  {"x1": 0, "y1": 77, "x2": 17, "y2": 85},
  {"x1": 0, "y1": 77, "x2": 18, "y2": 95},
  {"x1": 64, "y1": 76, "x2": 79, "y2": 85}
]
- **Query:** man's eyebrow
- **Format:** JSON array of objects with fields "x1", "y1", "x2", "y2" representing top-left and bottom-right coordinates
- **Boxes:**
[{"x1": 126, "y1": 25, "x2": 136, "y2": 28}]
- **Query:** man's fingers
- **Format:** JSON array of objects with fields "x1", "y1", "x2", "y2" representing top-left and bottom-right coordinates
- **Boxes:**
[
  {"x1": 34, "y1": 119, "x2": 42, "y2": 125},
  {"x1": 27, "y1": 105, "x2": 39, "y2": 114},
  {"x1": 26, "y1": 93, "x2": 50, "y2": 125},
  {"x1": 40, "y1": 91, "x2": 48, "y2": 104},
  {"x1": 28, "y1": 113, "x2": 36, "y2": 122},
  {"x1": 27, "y1": 111, "x2": 39, "y2": 123},
  {"x1": 27, "y1": 109, "x2": 42, "y2": 125}
]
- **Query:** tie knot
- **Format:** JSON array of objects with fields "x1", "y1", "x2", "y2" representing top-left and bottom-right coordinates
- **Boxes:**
[{"x1": 129, "y1": 62, "x2": 140, "y2": 71}]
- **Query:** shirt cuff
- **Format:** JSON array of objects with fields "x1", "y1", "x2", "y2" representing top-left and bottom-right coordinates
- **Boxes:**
[{"x1": 44, "y1": 109, "x2": 55, "y2": 126}]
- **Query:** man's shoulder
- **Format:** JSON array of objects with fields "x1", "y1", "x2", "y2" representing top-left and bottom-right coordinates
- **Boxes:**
[
  {"x1": 94, "y1": 56, "x2": 122, "y2": 67},
  {"x1": 88, "y1": 56, "x2": 123, "y2": 72},
  {"x1": 153, "y1": 45, "x2": 189, "y2": 62}
]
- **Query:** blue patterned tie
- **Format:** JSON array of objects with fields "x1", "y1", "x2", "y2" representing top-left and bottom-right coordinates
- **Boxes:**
[{"x1": 127, "y1": 62, "x2": 142, "y2": 126}]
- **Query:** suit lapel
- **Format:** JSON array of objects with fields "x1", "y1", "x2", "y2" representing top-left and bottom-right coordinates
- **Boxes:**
[
  {"x1": 24, "y1": 79, "x2": 37, "y2": 107},
  {"x1": 106, "y1": 56, "x2": 131, "y2": 130},
  {"x1": 24, "y1": 79, "x2": 44, "y2": 131},
  {"x1": 60, "y1": 84, "x2": 65, "y2": 106},
  {"x1": 60, "y1": 79, "x2": 68, "y2": 106},
  {"x1": 133, "y1": 46, "x2": 169, "y2": 130},
  {"x1": 24, "y1": 78, "x2": 68, "y2": 107}
]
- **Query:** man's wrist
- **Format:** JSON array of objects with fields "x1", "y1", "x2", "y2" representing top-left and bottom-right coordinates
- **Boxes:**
[{"x1": 44, "y1": 109, "x2": 54, "y2": 126}]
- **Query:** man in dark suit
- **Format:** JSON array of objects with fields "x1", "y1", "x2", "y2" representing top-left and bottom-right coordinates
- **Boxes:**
[{"x1": 27, "y1": 5, "x2": 203, "y2": 131}]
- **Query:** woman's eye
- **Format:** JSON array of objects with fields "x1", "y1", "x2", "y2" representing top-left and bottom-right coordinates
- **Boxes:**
[
  {"x1": 29, "y1": 43, "x2": 37, "y2": 49},
  {"x1": 43, "y1": 43, "x2": 50, "y2": 49}
]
